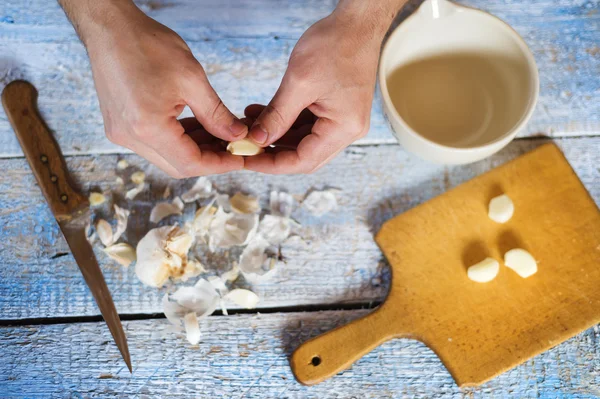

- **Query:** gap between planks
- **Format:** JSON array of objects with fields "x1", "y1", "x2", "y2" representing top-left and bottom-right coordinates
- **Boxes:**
[{"x1": 0, "y1": 301, "x2": 381, "y2": 327}]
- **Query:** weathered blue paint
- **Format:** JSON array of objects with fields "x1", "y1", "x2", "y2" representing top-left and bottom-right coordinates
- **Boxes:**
[
  {"x1": 0, "y1": 138, "x2": 598, "y2": 320},
  {"x1": 0, "y1": 311, "x2": 598, "y2": 397}
]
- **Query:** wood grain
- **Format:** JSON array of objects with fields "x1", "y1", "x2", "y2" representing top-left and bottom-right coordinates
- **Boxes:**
[
  {"x1": 0, "y1": 139, "x2": 598, "y2": 320},
  {"x1": 1, "y1": 80, "x2": 88, "y2": 220},
  {"x1": 0, "y1": 0, "x2": 598, "y2": 157},
  {"x1": 0, "y1": 311, "x2": 599, "y2": 398},
  {"x1": 292, "y1": 144, "x2": 600, "y2": 387}
]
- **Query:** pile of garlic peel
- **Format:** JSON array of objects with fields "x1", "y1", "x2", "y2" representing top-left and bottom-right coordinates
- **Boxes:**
[
  {"x1": 467, "y1": 193, "x2": 538, "y2": 282},
  {"x1": 87, "y1": 161, "x2": 341, "y2": 345}
]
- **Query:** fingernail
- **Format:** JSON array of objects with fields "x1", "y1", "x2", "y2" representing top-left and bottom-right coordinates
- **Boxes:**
[
  {"x1": 229, "y1": 119, "x2": 247, "y2": 137},
  {"x1": 250, "y1": 124, "x2": 268, "y2": 145}
]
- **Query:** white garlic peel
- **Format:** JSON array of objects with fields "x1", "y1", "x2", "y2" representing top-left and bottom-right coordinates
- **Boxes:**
[
  {"x1": 96, "y1": 219, "x2": 113, "y2": 247},
  {"x1": 183, "y1": 312, "x2": 201, "y2": 345},
  {"x1": 150, "y1": 197, "x2": 184, "y2": 223},
  {"x1": 181, "y1": 177, "x2": 213, "y2": 203},
  {"x1": 504, "y1": 248, "x2": 537, "y2": 278},
  {"x1": 303, "y1": 190, "x2": 338, "y2": 217},
  {"x1": 135, "y1": 226, "x2": 195, "y2": 287},
  {"x1": 467, "y1": 257, "x2": 500, "y2": 283},
  {"x1": 227, "y1": 139, "x2": 264, "y2": 156},
  {"x1": 488, "y1": 194, "x2": 514, "y2": 223},
  {"x1": 230, "y1": 192, "x2": 260, "y2": 214}
]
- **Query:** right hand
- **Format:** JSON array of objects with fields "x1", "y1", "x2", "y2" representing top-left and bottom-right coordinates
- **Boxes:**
[{"x1": 84, "y1": 4, "x2": 247, "y2": 178}]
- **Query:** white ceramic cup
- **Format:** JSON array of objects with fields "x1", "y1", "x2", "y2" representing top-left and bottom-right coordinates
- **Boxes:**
[{"x1": 379, "y1": 0, "x2": 539, "y2": 164}]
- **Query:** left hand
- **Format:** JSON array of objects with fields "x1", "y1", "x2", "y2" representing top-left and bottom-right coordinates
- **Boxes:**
[{"x1": 243, "y1": 3, "x2": 394, "y2": 174}]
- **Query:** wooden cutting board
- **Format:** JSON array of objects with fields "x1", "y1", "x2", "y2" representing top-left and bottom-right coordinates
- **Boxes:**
[{"x1": 291, "y1": 143, "x2": 600, "y2": 387}]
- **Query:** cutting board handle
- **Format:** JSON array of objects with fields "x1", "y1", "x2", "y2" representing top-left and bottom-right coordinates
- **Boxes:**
[
  {"x1": 290, "y1": 306, "x2": 396, "y2": 385},
  {"x1": 1, "y1": 80, "x2": 87, "y2": 220}
]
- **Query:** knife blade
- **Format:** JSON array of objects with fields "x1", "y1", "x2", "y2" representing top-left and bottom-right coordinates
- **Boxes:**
[{"x1": 2, "y1": 80, "x2": 132, "y2": 372}]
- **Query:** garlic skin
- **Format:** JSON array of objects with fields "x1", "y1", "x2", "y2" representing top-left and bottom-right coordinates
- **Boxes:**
[
  {"x1": 488, "y1": 194, "x2": 514, "y2": 223},
  {"x1": 227, "y1": 139, "x2": 264, "y2": 156},
  {"x1": 181, "y1": 177, "x2": 214, "y2": 203},
  {"x1": 504, "y1": 248, "x2": 537, "y2": 278},
  {"x1": 96, "y1": 219, "x2": 114, "y2": 247},
  {"x1": 467, "y1": 257, "x2": 500, "y2": 283},
  {"x1": 117, "y1": 159, "x2": 129, "y2": 170},
  {"x1": 150, "y1": 197, "x2": 184, "y2": 223},
  {"x1": 230, "y1": 192, "x2": 260, "y2": 214},
  {"x1": 303, "y1": 190, "x2": 338, "y2": 217},
  {"x1": 135, "y1": 226, "x2": 195, "y2": 287},
  {"x1": 183, "y1": 312, "x2": 201, "y2": 345}
]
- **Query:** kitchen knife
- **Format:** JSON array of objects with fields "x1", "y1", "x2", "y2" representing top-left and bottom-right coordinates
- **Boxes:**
[{"x1": 1, "y1": 80, "x2": 132, "y2": 372}]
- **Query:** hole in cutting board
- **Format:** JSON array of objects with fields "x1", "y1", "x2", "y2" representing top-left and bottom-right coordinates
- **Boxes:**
[{"x1": 311, "y1": 356, "x2": 321, "y2": 366}]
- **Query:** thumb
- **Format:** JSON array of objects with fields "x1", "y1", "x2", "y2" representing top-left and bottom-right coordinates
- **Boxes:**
[
  {"x1": 184, "y1": 72, "x2": 247, "y2": 142},
  {"x1": 248, "y1": 81, "x2": 313, "y2": 147}
]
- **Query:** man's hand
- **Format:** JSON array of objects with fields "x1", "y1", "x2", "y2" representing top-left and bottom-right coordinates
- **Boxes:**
[
  {"x1": 244, "y1": 1, "x2": 401, "y2": 174},
  {"x1": 59, "y1": 0, "x2": 247, "y2": 178}
]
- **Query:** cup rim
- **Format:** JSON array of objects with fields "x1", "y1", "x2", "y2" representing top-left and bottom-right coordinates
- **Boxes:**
[{"x1": 378, "y1": 1, "x2": 540, "y2": 154}]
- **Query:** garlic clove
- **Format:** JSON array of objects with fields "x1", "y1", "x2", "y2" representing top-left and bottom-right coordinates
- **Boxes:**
[
  {"x1": 504, "y1": 248, "x2": 537, "y2": 278},
  {"x1": 89, "y1": 192, "x2": 106, "y2": 206},
  {"x1": 225, "y1": 288, "x2": 260, "y2": 309},
  {"x1": 116, "y1": 159, "x2": 129, "y2": 170},
  {"x1": 172, "y1": 279, "x2": 220, "y2": 318},
  {"x1": 183, "y1": 312, "x2": 201, "y2": 345},
  {"x1": 131, "y1": 171, "x2": 146, "y2": 185},
  {"x1": 488, "y1": 194, "x2": 514, "y2": 223},
  {"x1": 104, "y1": 243, "x2": 136, "y2": 267},
  {"x1": 467, "y1": 257, "x2": 500, "y2": 283},
  {"x1": 226, "y1": 139, "x2": 264, "y2": 156},
  {"x1": 221, "y1": 262, "x2": 240, "y2": 283}
]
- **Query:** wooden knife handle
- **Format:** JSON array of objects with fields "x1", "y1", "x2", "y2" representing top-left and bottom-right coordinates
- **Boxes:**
[
  {"x1": 2, "y1": 80, "x2": 87, "y2": 220},
  {"x1": 290, "y1": 306, "x2": 395, "y2": 385}
]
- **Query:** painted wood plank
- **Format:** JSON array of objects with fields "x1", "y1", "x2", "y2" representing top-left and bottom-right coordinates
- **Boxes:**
[
  {"x1": 0, "y1": 0, "x2": 598, "y2": 157},
  {"x1": 0, "y1": 138, "x2": 599, "y2": 320},
  {"x1": 1, "y1": 311, "x2": 599, "y2": 398}
]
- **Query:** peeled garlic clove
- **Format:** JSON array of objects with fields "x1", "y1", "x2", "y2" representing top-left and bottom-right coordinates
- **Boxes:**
[
  {"x1": 104, "y1": 243, "x2": 136, "y2": 267},
  {"x1": 131, "y1": 171, "x2": 146, "y2": 185},
  {"x1": 89, "y1": 192, "x2": 106, "y2": 206},
  {"x1": 504, "y1": 248, "x2": 537, "y2": 278},
  {"x1": 225, "y1": 288, "x2": 260, "y2": 309},
  {"x1": 467, "y1": 257, "x2": 500, "y2": 283},
  {"x1": 117, "y1": 159, "x2": 129, "y2": 170},
  {"x1": 183, "y1": 312, "x2": 201, "y2": 345},
  {"x1": 226, "y1": 139, "x2": 264, "y2": 156},
  {"x1": 230, "y1": 192, "x2": 260, "y2": 214},
  {"x1": 96, "y1": 219, "x2": 114, "y2": 247},
  {"x1": 488, "y1": 194, "x2": 514, "y2": 223}
]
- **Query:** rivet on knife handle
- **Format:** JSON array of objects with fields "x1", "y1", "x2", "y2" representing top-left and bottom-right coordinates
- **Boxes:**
[{"x1": 1, "y1": 80, "x2": 87, "y2": 221}]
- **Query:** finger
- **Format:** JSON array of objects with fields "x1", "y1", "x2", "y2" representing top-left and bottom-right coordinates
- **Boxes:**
[
  {"x1": 245, "y1": 104, "x2": 315, "y2": 129},
  {"x1": 120, "y1": 138, "x2": 184, "y2": 179},
  {"x1": 182, "y1": 68, "x2": 248, "y2": 141},
  {"x1": 245, "y1": 118, "x2": 348, "y2": 174},
  {"x1": 247, "y1": 82, "x2": 315, "y2": 147},
  {"x1": 149, "y1": 117, "x2": 244, "y2": 176}
]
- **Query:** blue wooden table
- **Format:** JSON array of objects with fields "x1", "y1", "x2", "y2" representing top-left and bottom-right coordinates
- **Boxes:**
[{"x1": 0, "y1": 0, "x2": 599, "y2": 397}]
